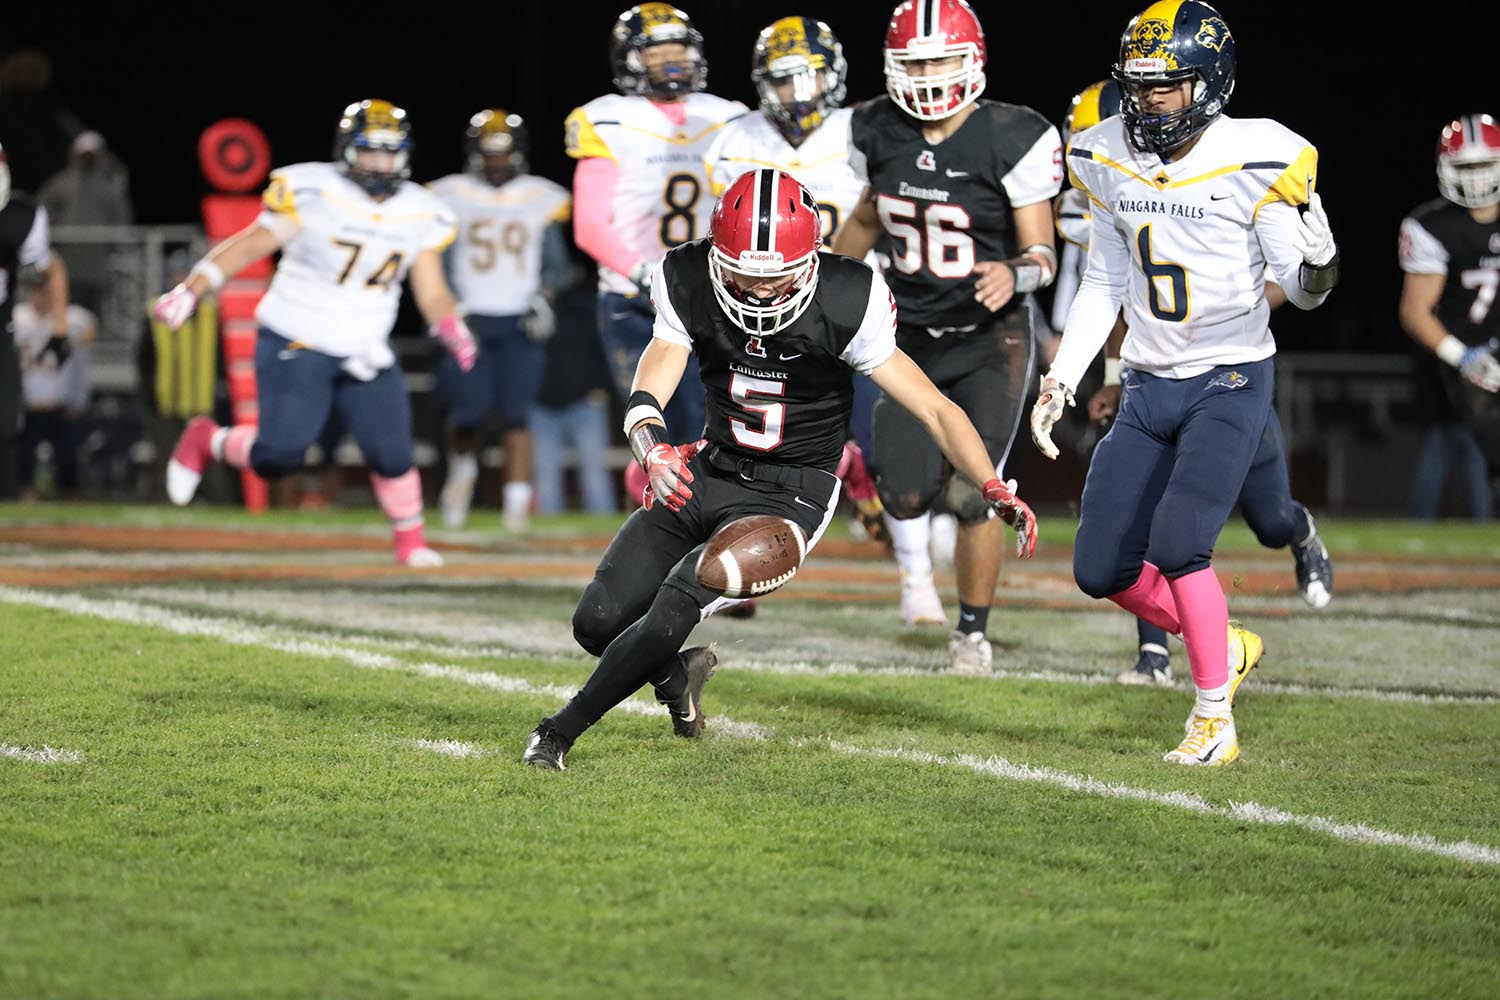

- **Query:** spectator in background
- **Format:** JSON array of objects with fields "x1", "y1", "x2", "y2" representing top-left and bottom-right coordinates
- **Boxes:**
[
  {"x1": 0, "y1": 49, "x2": 83, "y2": 195},
  {"x1": 531, "y1": 239, "x2": 617, "y2": 516},
  {"x1": 12, "y1": 268, "x2": 93, "y2": 500},
  {"x1": 40, "y1": 130, "x2": 133, "y2": 319}
]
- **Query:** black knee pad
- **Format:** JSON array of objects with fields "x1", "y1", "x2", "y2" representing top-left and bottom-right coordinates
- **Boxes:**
[
  {"x1": 877, "y1": 481, "x2": 939, "y2": 520},
  {"x1": 572, "y1": 584, "x2": 626, "y2": 657},
  {"x1": 943, "y1": 477, "x2": 992, "y2": 525},
  {"x1": 640, "y1": 585, "x2": 701, "y2": 647}
]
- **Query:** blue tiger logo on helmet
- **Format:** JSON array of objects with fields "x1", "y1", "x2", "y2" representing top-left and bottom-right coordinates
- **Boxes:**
[
  {"x1": 610, "y1": 4, "x2": 708, "y2": 99},
  {"x1": 752, "y1": 17, "x2": 848, "y2": 143},
  {"x1": 1111, "y1": 0, "x2": 1235, "y2": 156},
  {"x1": 334, "y1": 99, "x2": 413, "y2": 198}
]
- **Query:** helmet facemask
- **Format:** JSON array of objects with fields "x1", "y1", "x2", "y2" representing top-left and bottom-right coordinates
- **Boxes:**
[
  {"x1": 883, "y1": 45, "x2": 985, "y2": 122},
  {"x1": 1116, "y1": 70, "x2": 1226, "y2": 156},
  {"x1": 709, "y1": 245, "x2": 820, "y2": 337},
  {"x1": 1438, "y1": 149, "x2": 1500, "y2": 209}
]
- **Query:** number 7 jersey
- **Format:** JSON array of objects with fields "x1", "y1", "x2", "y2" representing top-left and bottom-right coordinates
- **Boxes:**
[
  {"x1": 565, "y1": 92, "x2": 745, "y2": 295},
  {"x1": 254, "y1": 162, "x2": 457, "y2": 358}
]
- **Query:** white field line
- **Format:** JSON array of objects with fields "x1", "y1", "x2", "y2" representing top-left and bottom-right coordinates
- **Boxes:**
[
  {"x1": 1, "y1": 744, "x2": 84, "y2": 764},
  {"x1": 4, "y1": 585, "x2": 1496, "y2": 867},
  {"x1": 97, "y1": 587, "x2": 1500, "y2": 706}
]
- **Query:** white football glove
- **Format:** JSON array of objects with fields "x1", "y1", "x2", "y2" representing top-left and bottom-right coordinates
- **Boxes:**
[
  {"x1": 152, "y1": 283, "x2": 199, "y2": 331},
  {"x1": 1293, "y1": 191, "x2": 1336, "y2": 267},
  {"x1": 1030, "y1": 375, "x2": 1075, "y2": 460},
  {"x1": 521, "y1": 292, "x2": 556, "y2": 343},
  {"x1": 1459, "y1": 344, "x2": 1500, "y2": 392}
]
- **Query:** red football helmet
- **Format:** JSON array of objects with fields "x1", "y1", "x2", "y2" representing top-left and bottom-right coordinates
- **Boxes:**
[
  {"x1": 709, "y1": 169, "x2": 822, "y2": 336},
  {"x1": 1438, "y1": 113, "x2": 1500, "y2": 209},
  {"x1": 883, "y1": 0, "x2": 987, "y2": 121}
]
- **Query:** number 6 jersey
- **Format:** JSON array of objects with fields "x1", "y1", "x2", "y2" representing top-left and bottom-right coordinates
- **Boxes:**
[
  {"x1": 650, "y1": 240, "x2": 897, "y2": 471},
  {"x1": 254, "y1": 161, "x2": 457, "y2": 359}
]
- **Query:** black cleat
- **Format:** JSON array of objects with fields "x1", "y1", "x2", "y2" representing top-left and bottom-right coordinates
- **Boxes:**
[
  {"x1": 1116, "y1": 646, "x2": 1172, "y2": 686},
  {"x1": 522, "y1": 722, "x2": 571, "y2": 771},
  {"x1": 664, "y1": 645, "x2": 718, "y2": 739},
  {"x1": 1291, "y1": 505, "x2": 1333, "y2": 609}
]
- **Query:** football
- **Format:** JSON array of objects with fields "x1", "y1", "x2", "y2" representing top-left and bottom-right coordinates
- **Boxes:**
[{"x1": 696, "y1": 515, "x2": 808, "y2": 599}]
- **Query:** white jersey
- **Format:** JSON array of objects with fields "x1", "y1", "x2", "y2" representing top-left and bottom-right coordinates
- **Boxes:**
[
  {"x1": 426, "y1": 172, "x2": 571, "y2": 317},
  {"x1": 254, "y1": 162, "x2": 457, "y2": 363},
  {"x1": 565, "y1": 92, "x2": 746, "y2": 295},
  {"x1": 703, "y1": 108, "x2": 865, "y2": 244},
  {"x1": 14, "y1": 302, "x2": 94, "y2": 410},
  {"x1": 1052, "y1": 115, "x2": 1329, "y2": 390}
]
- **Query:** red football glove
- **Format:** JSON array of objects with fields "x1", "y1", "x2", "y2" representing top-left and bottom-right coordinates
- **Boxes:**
[
  {"x1": 641, "y1": 440, "x2": 704, "y2": 512},
  {"x1": 982, "y1": 477, "x2": 1038, "y2": 559}
]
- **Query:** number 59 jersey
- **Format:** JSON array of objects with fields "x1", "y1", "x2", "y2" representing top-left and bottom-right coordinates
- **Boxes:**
[
  {"x1": 565, "y1": 92, "x2": 745, "y2": 295},
  {"x1": 426, "y1": 172, "x2": 571, "y2": 317},
  {"x1": 255, "y1": 162, "x2": 457, "y2": 358}
]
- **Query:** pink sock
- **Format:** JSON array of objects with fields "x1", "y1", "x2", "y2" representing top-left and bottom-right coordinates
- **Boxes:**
[
  {"x1": 1107, "y1": 561, "x2": 1180, "y2": 634},
  {"x1": 220, "y1": 426, "x2": 257, "y2": 468},
  {"x1": 391, "y1": 522, "x2": 427, "y2": 563},
  {"x1": 836, "y1": 442, "x2": 877, "y2": 503},
  {"x1": 371, "y1": 469, "x2": 424, "y2": 522},
  {"x1": 1167, "y1": 567, "x2": 1229, "y2": 689}
]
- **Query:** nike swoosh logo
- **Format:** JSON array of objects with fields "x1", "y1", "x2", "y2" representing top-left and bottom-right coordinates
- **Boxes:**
[
  {"x1": 277, "y1": 350, "x2": 299, "y2": 361},
  {"x1": 960, "y1": 613, "x2": 976, "y2": 622},
  {"x1": 945, "y1": 169, "x2": 968, "y2": 178},
  {"x1": 608, "y1": 311, "x2": 633, "y2": 321},
  {"x1": 793, "y1": 496, "x2": 818, "y2": 509},
  {"x1": 1210, "y1": 193, "x2": 1231, "y2": 201},
  {"x1": 679, "y1": 700, "x2": 697, "y2": 722},
  {"x1": 779, "y1": 353, "x2": 802, "y2": 361}
]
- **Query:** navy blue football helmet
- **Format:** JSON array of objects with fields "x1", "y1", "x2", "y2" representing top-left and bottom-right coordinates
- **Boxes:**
[
  {"x1": 609, "y1": 4, "x2": 707, "y2": 99},
  {"x1": 1112, "y1": 0, "x2": 1235, "y2": 155},
  {"x1": 465, "y1": 109, "x2": 529, "y2": 187},
  {"x1": 751, "y1": 17, "x2": 847, "y2": 143},
  {"x1": 334, "y1": 99, "x2": 413, "y2": 197}
]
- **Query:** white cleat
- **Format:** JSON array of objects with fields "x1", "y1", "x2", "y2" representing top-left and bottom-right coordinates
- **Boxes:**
[
  {"x1": 440, "y1": 471, "x2": 476, "y2": 529},
  {"x1": 900, "y1": 572, "x2": 948, "y2": 626},
  {"x1": 166, "y1": 416, "x2": 219, "y2": 506},
  {"x1": 1164, "y1": 714, "x2": 1239, "y2": 766},
  {"x1": 947, "y1": 630, "x2": 993, "y2": 675},
  {"x1": 399, "y1": 546, "x2": 445, "y2": 568}
]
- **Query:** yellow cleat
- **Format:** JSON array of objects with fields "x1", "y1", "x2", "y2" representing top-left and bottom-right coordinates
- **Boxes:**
[
  {"x1": 1164, "y1": 714, "x2": 1240, "y2": 766},
  {"x1": 1226, "y1": 620, "x2": 1264, "y2": 707}
]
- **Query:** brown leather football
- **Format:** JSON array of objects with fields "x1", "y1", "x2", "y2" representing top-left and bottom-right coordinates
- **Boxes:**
[{"x1": 695, "y1": 515, "x2": 808, "y2": 599}]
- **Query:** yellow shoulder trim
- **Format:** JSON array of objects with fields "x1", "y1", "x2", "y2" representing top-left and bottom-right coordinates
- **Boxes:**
[
  {"x1": 1253, "y1": 146, "x2": 1319, "y2": 222},
  {"x1": 261, "y1": 172, "x2": 300, "y2": 222},
  {"x1": 565, "y1": 108, "x2": 616, "y2": 162},
  {"x1": 549, "y1": 197, "x2": 573, "y2": 224}
]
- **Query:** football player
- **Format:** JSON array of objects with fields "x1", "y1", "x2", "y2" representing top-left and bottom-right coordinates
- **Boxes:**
[
  {"x1": 522, "y1": 169, "x2": 1037, "y2": 770},
  {"x1": 566, "y1": 4, "x2": 746, "y2": 465},
  {"x1": 1054, "y1": 80, "x2": 1333, "y2": 689},
  {"x1": 832, "y1": 0, "x2": 1063, "y2": 672},
  {"x1": 428, "y1": 110, "x2": 572, "y2": 532},
  {"x1": 703, "y1": 16, "x2": 890, "y2": 549},
  {"x1": 0, "y1": 142, "x2": 72, "y2": 501},
  {"x1": 1398, "y1": 113, "x2": 1500, "y2": 491},
  {"x1": 1031, "y1": 1, "x2": 1339, "y2": 766},
  {"x1": 154, "y1": 99, "x2": 475, "y2": 567}
]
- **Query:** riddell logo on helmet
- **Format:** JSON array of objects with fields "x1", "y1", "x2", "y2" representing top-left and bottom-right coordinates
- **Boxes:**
[{"x1": 737, "y1": 251, "x2": 785, "y2": 265}]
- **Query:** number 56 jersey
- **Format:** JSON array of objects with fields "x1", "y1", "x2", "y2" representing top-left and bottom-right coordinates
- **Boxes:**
[
  {"x1": 255, "y1": 162, "x2": 457, "y2": 359},
  {"x1": 565, "y1": 93, "x2": 745, "y2": 296}
]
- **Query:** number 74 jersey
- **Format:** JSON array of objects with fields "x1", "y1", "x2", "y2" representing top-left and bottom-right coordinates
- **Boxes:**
[
  {"x1": 565, "y1": 92, "x2": 745, "y2": 295},
  {"x1": 255, "y1": 161, "x2": 457, "y2": 358}
]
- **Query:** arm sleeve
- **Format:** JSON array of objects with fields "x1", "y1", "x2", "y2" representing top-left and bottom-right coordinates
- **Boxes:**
[
  {"x1": 254, "y1": 171, "x2": 303, "y2": 244},
  {"x1": 838, "y1": 268, "x2": 899, "y2": 374},
  {"x1": 572, "y1": 157, "x2": 643, "y2": 277},
  {"x1": 1001, "y1": 126, "x2": 1065, "y2": 209},
  {"x1": 1398, "y1": 217, "x2": 1448, "y2": 274},
  {"x1": 18, "y1": 205, "x2": 54, "y2": 270},
  {"x1": 1050, "y1": 240, "x2": 1083, "y2": 333},
  {"x1": 1048, "y1": 193, "x2": 1128, "y2": 390},
  {"x1": 648, "y1": 257, "x2": 694, "y2": 350},
  {"x1": 1254, "y1": 200, "x2": 1330, "y2": 311}
]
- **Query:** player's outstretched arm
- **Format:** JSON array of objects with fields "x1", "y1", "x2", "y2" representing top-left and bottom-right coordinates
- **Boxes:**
[
  {"x1": 410, "y1": 248, "x2": 477, "y2": 373},
  {"x1": 151, "y1": 222, "x2": 284, "y2": 331},
  {"x1": 869, "y1": 349, "x2": 1036, "y2": 556},
  {"x1": 626, "y1": 339, "x2": 697, "y2": 511},
  {"x1": 1401, "y1": 270, "x2": 1500, "y2": 392}
]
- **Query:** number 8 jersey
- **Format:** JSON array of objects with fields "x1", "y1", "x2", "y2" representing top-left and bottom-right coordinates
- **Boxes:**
[
  {"x1": 255, "y1": 161, "x2": 457, "y2": 359},
  {"x1": 565, "y1": 92, "x2": 745, "y2": 296}
]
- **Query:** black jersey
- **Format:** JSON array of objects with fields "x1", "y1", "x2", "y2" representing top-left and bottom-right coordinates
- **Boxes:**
[
  {"x1": 652, "y1": 240, "x2": 897, "y2": 471},
  {"x1": 850, "y1": 97, "x2": 1062, "y2": 330},
  {"x1": 0, "y1": 193, "x2": 47, "y2": 335},
  {"x1": 1399, "y1": 197, "x2": 1500, "y2": 347}
]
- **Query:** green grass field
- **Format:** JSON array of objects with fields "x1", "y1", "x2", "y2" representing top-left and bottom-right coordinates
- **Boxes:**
[{"x1": 2, "y1": 503, "x2": 1498, "y2": 999}]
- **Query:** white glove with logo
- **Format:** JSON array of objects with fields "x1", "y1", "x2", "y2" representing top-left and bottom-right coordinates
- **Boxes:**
[
  {"x1": 152, "y1": 283, "x2": 199, "y2": 331},
  {"x1": 1030, "y1": 375, "x2": 1076, "y2": 460},
  {"x1": 1293, "y1": 192, "x2": 1336, "y2": 267},
  {"x1": 1460, "y1": 344, "x2": 1500, "y2": 392}
]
